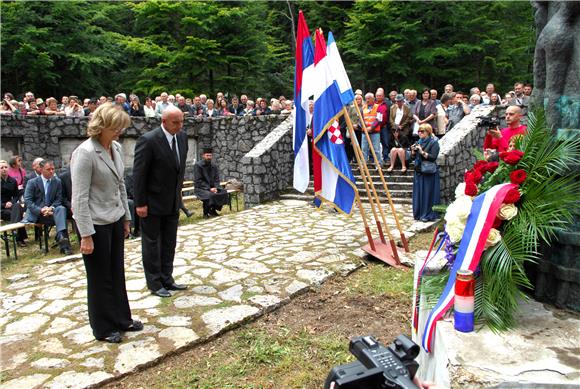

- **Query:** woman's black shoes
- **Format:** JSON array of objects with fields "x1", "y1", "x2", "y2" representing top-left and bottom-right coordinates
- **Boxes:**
[
  {"x1": 96, "y1": 320, "x2": 143, "y2": 343},
  {"x1": 97, "y1": 331, "x2": 122, "y2": 343},
  {"x1": 124, "y1": 320, "x2": 144, "y2": 332}
]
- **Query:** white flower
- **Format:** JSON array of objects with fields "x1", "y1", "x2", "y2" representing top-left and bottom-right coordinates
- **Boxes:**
[
  {"x1": 447, "y1": 219, "x2": 466, "y2": 244},
  {"x1": 497, "y1": 203, "x2": 518, "y2": 221},
  {"x1": 455, "y1": 183, "x2": 467, "y2": 200},
  {"x1": 484, "y1": 228, "x2": 501, "y2": 249},
  {"x1": 454, "y1": 196, "x2": 473, "y2": 222}
]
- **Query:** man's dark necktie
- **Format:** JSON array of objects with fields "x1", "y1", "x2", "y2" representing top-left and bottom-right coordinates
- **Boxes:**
[
  {"x1": 44, "y1": 179, "x2": 51, "y2": 205},
  {"x1": 171, "y1": 136, "x2": 180, "y2": 168}
]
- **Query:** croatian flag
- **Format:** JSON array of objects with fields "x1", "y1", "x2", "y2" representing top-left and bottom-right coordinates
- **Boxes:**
[
  {"x1": 292, "y1": 11, "x2": 315, "y2": 193},
  {"x1": 326, "y1": 32, "x2": 355, "y2": 107},
  {"x1": 312, "y1": 29, "x2": 357, "y2": 215},
  {"x1": 421, "y1": 183, "x2": 518, "y2": 353}
]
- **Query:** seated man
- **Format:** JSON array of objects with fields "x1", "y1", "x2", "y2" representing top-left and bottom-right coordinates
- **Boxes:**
[
  {"x1": 194, "y1": 148, "x2": 229, "y2": 218},
  {"x1": 1, "y1": 160, "x2": 27, "y2": 245},
  {"x1": 22, "y1": 160, "x2": 72, "y2": 254}
]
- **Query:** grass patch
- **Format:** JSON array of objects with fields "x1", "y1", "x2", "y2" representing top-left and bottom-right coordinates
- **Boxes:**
[
  {"x1": 346, "y1": 264, "x2": 415, "y2": 299},
  {"x1": 146, "y1": 327, "x2": 352, "y2": 389}
]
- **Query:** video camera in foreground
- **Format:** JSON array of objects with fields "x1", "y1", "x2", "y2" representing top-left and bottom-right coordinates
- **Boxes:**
[
  {"x1": 478, "y1": 115, "x2": 501, "y2": 130},
  {"x1": 325, "y1": 335, "x2": 420, "y2": 389}
]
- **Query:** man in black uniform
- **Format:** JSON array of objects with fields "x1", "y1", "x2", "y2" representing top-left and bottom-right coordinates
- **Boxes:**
[{"x1": 194, "y1": 148, "x2": 229, "y2": 218}]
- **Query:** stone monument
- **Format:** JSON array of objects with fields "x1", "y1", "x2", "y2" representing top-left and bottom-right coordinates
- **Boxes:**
[{"x1": 531, "y1": 1, "x2": 579, "y2": 311}]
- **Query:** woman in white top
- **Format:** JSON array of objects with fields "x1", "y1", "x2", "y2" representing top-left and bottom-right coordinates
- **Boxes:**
[{"x1": 143, "y1": 96, "x2": 156, "y2": 118}]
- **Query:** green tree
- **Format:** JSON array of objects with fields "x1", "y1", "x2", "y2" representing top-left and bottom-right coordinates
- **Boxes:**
[{"x1": 1, "y1": 1, "x2": 124, "y2": 97}]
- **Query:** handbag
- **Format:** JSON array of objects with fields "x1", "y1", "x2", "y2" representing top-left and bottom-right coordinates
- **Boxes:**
[{"x1": 419, "y1": 140, "x2": 437, "y2": 174}]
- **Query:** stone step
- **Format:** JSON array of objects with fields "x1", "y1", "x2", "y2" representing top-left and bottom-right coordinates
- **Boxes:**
[
  {"x1": 280, "y1": 192, "x2": 413, "y2": 205},
  {"x1": 308, "y1": 180, "x2": 413, "y2": 191}
]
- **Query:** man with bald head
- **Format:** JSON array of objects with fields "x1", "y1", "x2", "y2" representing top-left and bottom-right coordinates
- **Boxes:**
[
  {"x1": 484, "y1": 105, "x2": 527, "y2": 153},
  {"x1": 133, "y1": 106, "x2": 189, "y2": 298}
]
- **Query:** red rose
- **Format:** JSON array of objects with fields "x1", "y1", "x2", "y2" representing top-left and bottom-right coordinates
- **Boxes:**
[
  {"x1": 492, "y1": 217, "x2": 502, "y2": 229},
  {"x1": 473, "y1": 160, "x2": 488, "y2": 173},
  {"x1": 510, "y1": 169, "x2": 527, "y2": 185},
  {"x1": 487, "y1": 162, "x2": 499, "y2": 173},
  {"x1": 500, "y1": 150, "x2": 524, "y2": 165},
  {"x1": 465, "y1": 182, "x2": 478, "y2": 196},
  {"x1": 503, "y1": 188, "x2": 521, "y2": 204},
  {"x1": 464, "y1": 169, "x2": 482, "y2": 184},
  {"x1": 464, "y1": 171, "x2": 474, "y2": 184}
]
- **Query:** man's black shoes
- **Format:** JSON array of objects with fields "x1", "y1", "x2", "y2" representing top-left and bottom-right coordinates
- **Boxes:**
[
  {"x1": 152, "y1": 287, "x2": 171, "y2": 298},
  {"x1": 165, "y1": 283, "x2": 187, "y2": 291}
]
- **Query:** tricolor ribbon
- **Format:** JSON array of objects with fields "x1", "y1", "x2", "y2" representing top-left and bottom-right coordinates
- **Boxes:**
[
  {"x1": 421, "y1": 183, "x2": 517, "y2": 352},
  {"x1": 412, "y1": 228, "x2": 445, "y2": 334}
]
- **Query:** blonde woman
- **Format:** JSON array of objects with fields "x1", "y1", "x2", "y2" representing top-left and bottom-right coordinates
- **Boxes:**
[
  {"x1": 411, "y1": 123, "x2": 440, "y2": 222},
  {"x1": 71, "y1": 103, "x2": 142, "y2": 343}
]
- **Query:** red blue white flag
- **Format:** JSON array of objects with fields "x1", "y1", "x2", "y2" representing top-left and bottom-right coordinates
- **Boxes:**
[
  {"x1": 421, "y1": 183, "x2": 518, "y2": 353},
  {"x1": 312, "y1": 29, "x2": 357, "y2": 215},
  {"x1": 326, "y1": 31, "x2": 355, "y2": 106},
  {"x1": 293, "y1": 11, "x2": 315, "y2": 193}
]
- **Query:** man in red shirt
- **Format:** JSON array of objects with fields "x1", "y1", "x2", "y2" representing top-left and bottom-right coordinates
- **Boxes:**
[{"x1": 484, "y1": 106, "x2": 527, "y2": 156}]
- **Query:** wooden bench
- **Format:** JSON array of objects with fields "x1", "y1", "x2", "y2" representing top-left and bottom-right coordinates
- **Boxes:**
[
  {"x1": 0, "y1": 222, "x2": 26, "y2": 260},
  {"x1": 181, "y1": 183, "x2": 242, "y2": 213}
]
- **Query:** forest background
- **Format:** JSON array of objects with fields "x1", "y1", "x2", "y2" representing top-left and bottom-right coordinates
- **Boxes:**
[{"x1": 1, "y1": 1, "x2": 535, "y2": 99}]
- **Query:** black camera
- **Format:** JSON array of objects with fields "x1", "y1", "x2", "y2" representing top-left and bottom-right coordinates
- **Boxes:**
[
  {"x1": 477, "y1": 115, "x2": 501, "y2": 129},
  {"x1": 324, "y1": 335, "x2": 420, "y2": 389}
]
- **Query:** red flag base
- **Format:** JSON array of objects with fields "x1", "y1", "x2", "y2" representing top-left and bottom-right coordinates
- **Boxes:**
[{"x1": 362, "y1": 238, "x2": 406, "y2": 269}]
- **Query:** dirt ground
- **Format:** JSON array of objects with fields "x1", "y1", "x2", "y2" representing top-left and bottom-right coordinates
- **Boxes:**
[{"x1": 103, "y1": 232, "x2": 434, "y2": 389}]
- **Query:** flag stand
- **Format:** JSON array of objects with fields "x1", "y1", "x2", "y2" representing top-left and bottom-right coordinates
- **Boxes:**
[
  {"x1": 354, "y1": 103, "x2": 410, "y2": 253},
  {"x1": 343, "y1": 107, "x2": 404, "y2": 268}
]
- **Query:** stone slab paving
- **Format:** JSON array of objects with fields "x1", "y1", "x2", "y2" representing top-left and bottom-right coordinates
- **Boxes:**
[{"x1": 0, "y1": 200, "x2": 415, "y2": 389}]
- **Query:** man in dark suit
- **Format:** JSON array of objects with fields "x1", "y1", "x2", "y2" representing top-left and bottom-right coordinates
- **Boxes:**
[
  {"x1": 133, "y1": 106, "x2": 189, "y2": 298},
  {"x1": 22, "y1": 160, "x2": 72, "y2": 254},
  {"x1": 58, "y1": 166, "x2": 72, "y2": 218}
]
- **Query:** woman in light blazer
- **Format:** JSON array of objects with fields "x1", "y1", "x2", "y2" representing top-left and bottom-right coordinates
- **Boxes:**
[{"x1": 71, "y1": 103, "x2": 142, "y2": 343}]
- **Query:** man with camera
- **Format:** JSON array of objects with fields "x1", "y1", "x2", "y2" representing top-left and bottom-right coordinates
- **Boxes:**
[
  {"x1": 483, "y1": 105, "x2": 527, "y2": 158},
  {"x1": 445, "y1": 92, "x2": 470, "y2": 132}
]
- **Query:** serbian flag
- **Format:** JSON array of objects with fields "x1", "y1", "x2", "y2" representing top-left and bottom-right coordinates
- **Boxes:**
[
  {"x1": 421, "y1": 183, "x2": 518, "y2": 353},
  {"x1": 326, "y1": 32, "x2": 355, "y2": 106},
  {"x1": 312, "y1": 29, "x2": 356, "y2": 215},
  {"x1": 292, "y1": 11, "x2": 315, "y2": 193}
]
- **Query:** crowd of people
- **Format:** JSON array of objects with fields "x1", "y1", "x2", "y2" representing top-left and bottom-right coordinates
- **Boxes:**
[
  {"x1": 0, "y1": 90, "x2": 294, "y2": 119},
  {"x1": 337, "y1": 81, "x2": 531, "y2": 222}
]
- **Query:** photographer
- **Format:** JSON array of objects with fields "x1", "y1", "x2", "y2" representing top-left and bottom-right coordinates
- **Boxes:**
[
  {"x1": 64, "y1": 95, "x2": 85, "y2": 117},
  {"x1": 411, "y1": 124, "x2": 440, "y2": 222},
  {"x1": 483, "y1": 106, "x2": 526, "y2": 158},
  {"x1": 444, "y1": 92, "x2": 470, "y2": 132}
]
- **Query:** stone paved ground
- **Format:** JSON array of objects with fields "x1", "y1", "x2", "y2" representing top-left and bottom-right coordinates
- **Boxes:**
[{"x1": 0, "y1": 200, "x2": 420, "y2": 389}]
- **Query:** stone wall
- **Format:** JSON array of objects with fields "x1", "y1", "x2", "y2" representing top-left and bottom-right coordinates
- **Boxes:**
[
  {"x1": 437, "y1": 105, "x2": 502, "y2": 204},
  {"x1": 0, "y1": 114, "x2": 286, "y2": 184},
  {"x1": 241, "y1": 115, "x2": 294, "y2": 207}
]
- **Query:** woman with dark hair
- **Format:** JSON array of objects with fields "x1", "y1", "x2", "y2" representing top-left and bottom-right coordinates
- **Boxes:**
[
  {"x1": 385, "y1": 128, "x2": 410, "y2": 173},
  {"x1": 217, "y1": 98, "x2": 232, "y2": 116},
  {"x1": 71, "y1": 103, "x2": 142, "y2": 343},
  {"x1": 411, "y1": 123, "x2": 440, "y2": 222},
  {"x1": 7, "y1": 155, "x2": 26, "y2": 195},
  {"x1": 413, "y1": 88, "x2": 438, "y2": 136}
]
